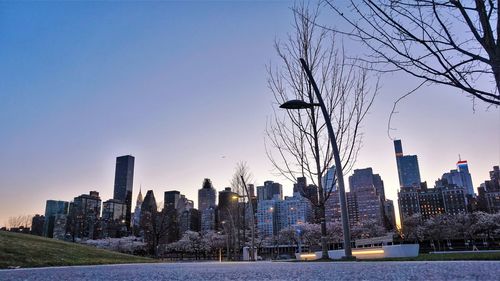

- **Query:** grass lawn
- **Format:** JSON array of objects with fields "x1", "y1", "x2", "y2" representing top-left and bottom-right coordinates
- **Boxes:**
[
  {"x1": 364, "y1": 251, "x2": 500, "y2": 261},
  {"x1": 0, "y1": 231, "x2": 154, "y2": 269}
]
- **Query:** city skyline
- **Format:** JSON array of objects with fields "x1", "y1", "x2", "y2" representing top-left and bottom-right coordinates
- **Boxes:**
[{"x1": 0, "y1": 1, "x2": 499, "y2": 227}]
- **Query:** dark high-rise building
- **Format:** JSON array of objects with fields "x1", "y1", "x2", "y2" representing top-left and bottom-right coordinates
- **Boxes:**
[
  {"x1": 293, "y1": 177, "x2": 307, "y2": 194},
  {"x1": 198, "y1": 179, "x2": 217, "y2": 232},
  {"x1": 348, "y1": 168, "x2": 386, "y2": 228},
  {"x1": 164, "y1": 190, "x2": 181, "y2": 211},
  {"x1": 384, "y1": 199, "x2": 397, "y2": 230},
  {"x1": 101, "y1": 199, "x2": 127, "y2": 238},
  {"x1": 322, "y1": 166, "x2": 337, "y2": 192},
  {"x1": 398, "y1": 186, "x2": 421, "y2": 224},
  {"x1": 141, "y1": 190, "x2": 157, "y2": 214},
  {"x1": 179, "y1": 208, "x2": 200, "y2": 234},
  {"x1": 198, "y1": 178, "x2": 216, "y2": 212},
  {"x1": 113, "y1": 155, "x2": 135, "y2": 229},
  {"x1": 394, "y1": 140, "x2": 421, "y2": 188},
  {"x1": 442, "y1": 160, "x2": 475, "y2": 197},
  {"x1": 132, "y1": 189, "x2": 144, "y2": 232},
  {"x1": 43, "y1": 200, "x2": 69, "y2": 238},
  {"x1": 247, "y1": 184, "x2": 255, "y2": 198},
  {"x1": 68, "y1": 191, "x2": 102, "y2": 239},
  {"x1": 349, "y1": 168, "x2": 386, "y2": 201},
  {"x1": 257, "y1": 181, "x2": 283, "y2": 201},
  {"x1": 218, "y1": 187, "x2": 238, "y2": 229},
  {"x1": 477, "y1": 166, "x2": 500, "y2": 213},
  {"x1": 31, "y1": 215, "x2": 45, "y2": 236}
]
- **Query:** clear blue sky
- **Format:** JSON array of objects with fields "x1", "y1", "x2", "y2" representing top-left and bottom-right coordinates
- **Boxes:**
[{"x1": 1, "y1": 1, "x2": 498, "y2": 226}]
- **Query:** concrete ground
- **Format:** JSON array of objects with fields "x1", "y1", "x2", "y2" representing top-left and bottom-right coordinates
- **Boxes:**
[{"x1": 0, "y1": 261, "x2": 498, "y2": 281}]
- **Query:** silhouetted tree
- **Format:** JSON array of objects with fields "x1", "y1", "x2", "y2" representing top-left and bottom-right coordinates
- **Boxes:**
[
  {"x1": 266, "y1": 2, "x2": 377, "y2": 259},
  {"x1": 326, "y1": 0, "x2": 500, "y2": 106}
]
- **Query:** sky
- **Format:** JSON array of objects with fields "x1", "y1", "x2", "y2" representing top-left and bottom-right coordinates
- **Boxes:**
[{"x1": 0, "y1": 1, "x2": 499, "y2": 227}]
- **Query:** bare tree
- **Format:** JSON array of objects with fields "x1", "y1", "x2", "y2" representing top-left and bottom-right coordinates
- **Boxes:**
[
  {"x1": 266, "y1": 3, "x2": 376, "y2": 259},
  {"x1": 8, "y1": 215, "x2": 32, "y2": 229},
  {"x1": 325, "y1": 0, "x2": 500, "y2": 106},
  {"x1": 230, "y1": 162, "x2": 257, "y2": 261}
]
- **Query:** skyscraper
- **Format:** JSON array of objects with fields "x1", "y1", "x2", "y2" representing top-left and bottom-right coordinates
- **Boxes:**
[
  {"x1": 68, "y1": 191, "x2": 102, "y2": 239},
  {"x1": 132, "y1": 188, "x2": 144, "y2": 231},
  {"x1": 218, "y1": 187, "x2": 238, "y2": 229},
  {"x1": 164, "y1": 190, "x2": 181, "y2": 211},
  {"x1": 322, "y1": 166, "x2": 337, "y2": 192},
  {"x1": 102, "y1": 198, "x2": 126, "y2": 238},
  {"x1": 256, "y1": 181, "x2": 283, "y2": 201},
  {"x1": 456, "y1": 160, "x2": 474, "y2": 196},
  {"x1": 43, "y1": 200, "x2": 69, "y2": 238},
  {"x1": 477, "y1": 166, "x2": 500, "y2": 213},
  {"x1": 198, "y1": 178, "x2": 216, "y2": 212},
  {"x1": 198, "y1": 179, "x2": 217, "y2": 232},
  {"x1": 113, "y1": 155, "x2": 135, "y2": 229},
  {"x1": 394, "y1": 140, "x2": 421, "y2": 188}
]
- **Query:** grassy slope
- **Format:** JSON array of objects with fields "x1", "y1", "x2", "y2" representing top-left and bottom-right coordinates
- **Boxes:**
[{"x1": 0, "y1": 231, "x2": 154, "y2": 269}]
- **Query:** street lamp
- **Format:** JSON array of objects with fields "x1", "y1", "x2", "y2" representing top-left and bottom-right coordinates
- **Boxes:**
[{"x1": 279, "y1": 58, "x2": 354, "y2": 260}]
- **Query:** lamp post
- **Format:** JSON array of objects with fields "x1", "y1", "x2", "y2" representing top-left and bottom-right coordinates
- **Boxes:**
[{"x1": 279, "y1": 58, "x2": 353, "y2": 259}]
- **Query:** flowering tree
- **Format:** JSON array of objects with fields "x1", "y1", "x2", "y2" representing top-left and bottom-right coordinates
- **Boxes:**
[{"x1": 202, "y1": 230, "x2": 226, "y2": 259}]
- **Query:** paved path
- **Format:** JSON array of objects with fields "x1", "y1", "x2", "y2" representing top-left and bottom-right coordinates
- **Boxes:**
[{"x1": 0, "y1": 261, "x2": 499, "y2": 281}]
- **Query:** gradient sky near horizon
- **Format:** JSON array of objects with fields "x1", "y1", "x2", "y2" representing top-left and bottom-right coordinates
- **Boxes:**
[{"x1": 1, "y1": 1, "x2": 499, "y2": 227}]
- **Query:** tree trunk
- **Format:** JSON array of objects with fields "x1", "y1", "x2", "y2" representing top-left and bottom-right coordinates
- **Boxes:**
[{"x1": 319, "y1": 204, "x2": 329, "y2": 259}]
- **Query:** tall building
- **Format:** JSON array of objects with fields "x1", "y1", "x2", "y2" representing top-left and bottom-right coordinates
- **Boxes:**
[
  {"x1": 179, "y1": 208, "x2": 200, "y2": 234},
  {"x1": 132, "y1": 189, "x2": 144, "y2": 231},
  {"x1": 141, "y1": 190, "x2": 157, "y2": 215},
  {"x1": 322, "y1": 166, "x2": 337, "y2": 192},
  {"x1": 218, "y1": 187, "x2": 238, "y2": 229},
  {"x1": 176, "y1": 194, "x2": 194, "y2": 214},
  {"x1": 257, "y1": 181, "x2": 283, "y2": 201},
  {"x1": 68, "y1": 191, "x2": 102, "y2": 239},
  {"x1": 442, "y1": 159, "x2": 475, "y2": 197},
  {"x1": 198, "y1": 178, "x2": 216, "y2": 211},
  {"x1": 384, "y1": 199, "x2": 397, "y2": 230},
  {"x1": 113, "y1": 155, "x2": 135, "y2": 229},
  {"x1": 31, "y1": 215, "x2": 45, "y2": 236},
  {"x1": 276, "y1": 195, "x2": 313, "y2": 231},
  {"x1": 164, "y1": 190, "x2": 181, "y2": 211},
  {"x1": 349, "y1": 168, "x2": 386, "y2": 201},
  {"x1": 394, "y1": 140, "x2": 421, "y2": 188},
  {"x1": 102, "y1": 199, "x2": 127, "y2": 238},
  {"x1": 477, "y1": 166, "x2": 500, "y2": 213},
  {"x1": 43, "y1": 200, "x2": 69, "y2": 238},
  {"x1": 256, "y1": 200, "x2": 277, "y2": 237},
  {"x1": 293, "y1": 177, "x2": 319, "y2": 204},
  {"x1": 398, "y1": 179, "x2": 467, "y2": 228},
  {"x1": 346, "y1": 168, "x2": 386, "y2": 228},
  {"x1": 201, "y1": 206, "x2": 217, "y2": 232}
]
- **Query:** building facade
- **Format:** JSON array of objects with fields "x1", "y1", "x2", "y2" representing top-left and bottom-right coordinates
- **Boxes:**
[
  {"x1": 477, "y1": 166, "x2": 500, "y2": 213},
  {"x1": 101, "y1": 199, "x2": 127, "y2": 238},
  {"x1": 43, "y1": 200, "x2": 69, "y2": 238},
  {"x1": 256, "y1": 199, "x2": 277, "y2": 237},
  {"x1": 68, "y1": 191, "x2": 102, "y2": 239},
  {"x1": 113, "y1": 155, "x2": 135, "y2": 229},
  {"x1": 31, "y1": 215, "x2": 45, "y2": 236},
  {"x1": 394, "y1": 140, "x2": 422, "y2": 188},
  {"x1": 257, "y1": 181, "x2": 283, "y2": 201},
  {"x1": 198, "y1": 178, "x2": 216, "y2": 211}
]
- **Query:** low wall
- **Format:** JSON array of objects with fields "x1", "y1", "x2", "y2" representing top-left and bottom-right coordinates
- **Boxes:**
[
  {"x1": 295, "y1": 244, "x2": 420, "y2": 261},
  {"x1": 329, "y1": 244, "x2": 419, "y2": 260}
]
